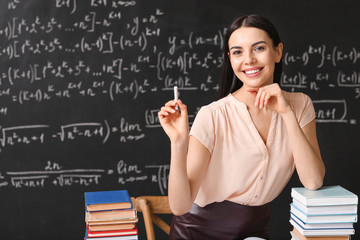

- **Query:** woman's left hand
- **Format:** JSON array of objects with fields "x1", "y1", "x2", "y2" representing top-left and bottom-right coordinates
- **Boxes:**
[{"x1": 248, "y1": 83, "x2": 291, "y2": 114}]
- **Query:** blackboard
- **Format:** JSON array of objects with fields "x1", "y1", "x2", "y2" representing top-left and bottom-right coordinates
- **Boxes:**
[{"x1": 0, "y1": 0, "x2": 359, "y2": 239}]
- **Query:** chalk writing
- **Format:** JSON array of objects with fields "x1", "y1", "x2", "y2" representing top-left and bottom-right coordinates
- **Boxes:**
[
  {"x1": 0, "y1": 0, "x2": 359, "y2": 195},
  {"x1": 313, "y1": 100, "x2": 350, "y2": 123},
  {"x1": 0, "y1": 119, "x2": 143, "y2": 151},
  {"x1": 145, "y1": 164, "x2": 169, "y2": 195},
  {"x1": 0, "y1": 160, "x2": 169, "y2": 193}
]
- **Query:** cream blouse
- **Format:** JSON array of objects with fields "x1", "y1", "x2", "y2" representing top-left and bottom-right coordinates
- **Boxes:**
[{"x1": 189, "y1": 92, "x2": 316, "y2": 207}]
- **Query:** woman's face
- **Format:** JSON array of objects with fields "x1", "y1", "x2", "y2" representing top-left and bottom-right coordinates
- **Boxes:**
[{"x1": 228, "y1": 27, "x2": 283, "y2": 89}]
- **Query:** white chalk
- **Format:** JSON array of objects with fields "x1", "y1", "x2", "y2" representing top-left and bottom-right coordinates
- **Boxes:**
[
  {"x1": 174, "y1": 86, "x2": 178, "y2": 110},
  {"x1": 174, "y1": 86, "x2": 178, "y2": 101}
]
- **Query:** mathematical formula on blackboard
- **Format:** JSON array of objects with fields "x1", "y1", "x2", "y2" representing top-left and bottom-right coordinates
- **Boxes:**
[
  {"x1": 0, "y1": 159, "x2": 169, "y2": 195},
  {"x1": 0, "y1": 0, "x2": 359, "y2": 194}
]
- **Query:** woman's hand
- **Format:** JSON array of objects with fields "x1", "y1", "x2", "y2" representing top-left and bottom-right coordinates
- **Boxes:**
[
  {"x1": 248, "y1": 83, "x2": 291, "y2": 114},
  {"x1": 158, "y1": 99, "x2": 189, "y2": 143}
]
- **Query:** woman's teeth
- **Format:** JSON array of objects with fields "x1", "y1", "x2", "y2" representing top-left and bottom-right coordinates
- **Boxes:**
[{"x1": 245, "y1": 69, "x2": 260, "y2": 74}]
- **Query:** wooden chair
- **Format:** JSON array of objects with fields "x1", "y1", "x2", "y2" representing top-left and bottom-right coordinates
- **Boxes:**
[{"x1": 134, "y1": 196, "x2": 172, "y2": 240}]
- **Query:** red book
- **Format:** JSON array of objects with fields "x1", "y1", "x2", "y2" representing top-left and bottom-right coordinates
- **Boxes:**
[{"x1": 86, "y1": 225, "x2": 138, "y2": 238}]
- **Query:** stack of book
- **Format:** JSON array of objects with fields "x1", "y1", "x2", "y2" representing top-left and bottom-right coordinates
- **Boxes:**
[
  {"x1": 84, "y1": 190, "x2": 138, "y2": 240},
  {"x1": 289, "y1": 185, "x2": 358, "y2": 240}
]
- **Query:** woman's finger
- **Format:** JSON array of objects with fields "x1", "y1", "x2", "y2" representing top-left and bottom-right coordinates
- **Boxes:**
[
  {"x1": 259, "y1": 91, "x2": 268, "y2": 109},
  {"x1": 177, "y1": 99, "x2": 187, "y2": 114},
  {"x1": 158, "y1": 106, "x2": 177, "y2": 120},
  {"x1": 255, "y1": 88, "x2": 263, "y2": 107},
  {"x1": 165, "y1": 100, "x2": 177, "y2": 107},
  {"x1": 264, "y1": 92, "x2": 272, "y2": 106},
  {"x1": 161, "y1": 105, "x2": 176, "y2": 113}
]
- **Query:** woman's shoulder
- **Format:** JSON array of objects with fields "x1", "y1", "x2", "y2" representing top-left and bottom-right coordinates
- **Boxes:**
[
  {"x1": 283, "y1": 91, "x2": 314, "y2": 115},
  {"x1": 283, "y1": 91, "x2": 312, "y2": 104}
]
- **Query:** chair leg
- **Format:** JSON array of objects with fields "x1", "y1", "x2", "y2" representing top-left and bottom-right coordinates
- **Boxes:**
[
  {"x1": 152, "y1": 214, "x2": 171, "y2": 234},
  {"x1": 139, "y1": 199, "x2": 156, "y2": 240}
]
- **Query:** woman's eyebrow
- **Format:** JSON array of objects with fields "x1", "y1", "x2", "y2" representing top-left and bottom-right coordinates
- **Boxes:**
[
  {"x1": 251, "y1": 40, "x2": 267, "y2": 47},
  {"x1": 229, "y1": 40, "x2": 267, "y2": 50}
]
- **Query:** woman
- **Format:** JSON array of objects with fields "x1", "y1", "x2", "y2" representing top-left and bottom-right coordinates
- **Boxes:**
[{"x1": 158, "y1": 14, "x2": 325, "y2": 239}]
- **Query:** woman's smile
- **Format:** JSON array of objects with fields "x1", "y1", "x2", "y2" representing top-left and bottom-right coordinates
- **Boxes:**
[{"x1": 243, "y1": 67, "x2": 264, "y2": 77}]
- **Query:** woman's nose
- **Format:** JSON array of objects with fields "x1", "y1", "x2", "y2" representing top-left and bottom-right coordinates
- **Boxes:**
[{"x1": 244, "y1": 52, "x2": 255, "y2": 64}]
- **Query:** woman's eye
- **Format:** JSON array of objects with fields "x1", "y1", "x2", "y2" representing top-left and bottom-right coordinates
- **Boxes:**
[
  {"x1": 232, "y1": 50, "x2": 242, "y2": 55},
  {"x1": 254, "y1": 46, "x2": 265, "y2": 52}
]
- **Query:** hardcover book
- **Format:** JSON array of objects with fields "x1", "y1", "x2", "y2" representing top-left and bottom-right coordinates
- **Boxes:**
[
  {"x1": 88, "y1": 223, "x2": 136, "y2": 232},
  {"x1": 86, "y1": 216, "x2": 139, "y2": 225},
  {"x1": 291, "y1": 186, "x2": 358, "y2": 206},
  {"x1": 290, "y1": 218, "x2": 355, "y2": 236},
  {"x1": 290, "y1": 204, "x2": 357, "y2": 223},
  {"x1": 292, "y1": 198, "x2": 357, "y2": 215},
  {"x1": 85, "y1": 190, "x2": 132, "y2": 211},
  {"x1": 87, "y1": 225, "x2": 138, "y2": 238},
  {"x1": 86, "y1": 209, "x2": 137, "y2": 222},
  {"x1": 290, "y1": 213, "x2": 353, "y2": 230},
  {"x1": 290, "y1": 228, "x2": 350, "y2": 240},
  {"x1": 85, "y1": 229, "x2": 138, "y2": 240}
]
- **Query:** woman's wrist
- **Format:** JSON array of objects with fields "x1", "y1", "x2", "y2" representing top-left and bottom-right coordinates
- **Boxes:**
[
  {"x1": 171, "y1": 136, "x2": 189, "y2": 154},
  {"x1": 279, "y1": 106, "x2": 296, "y2": 121}
]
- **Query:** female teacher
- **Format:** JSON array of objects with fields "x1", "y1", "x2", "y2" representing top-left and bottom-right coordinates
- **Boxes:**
[{"x1": 158, "y1": 14, "x2": 325, "y2": 240}]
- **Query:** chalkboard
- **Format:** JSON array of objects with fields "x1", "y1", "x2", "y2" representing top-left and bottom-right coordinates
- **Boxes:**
[{"x1": 0, "y1": 0, "x2": 359, "y2": 239}]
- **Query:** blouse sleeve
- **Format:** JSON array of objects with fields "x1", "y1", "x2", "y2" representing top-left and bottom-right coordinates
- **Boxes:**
[
  {"x1": 189, "y1": 106, "x2": 215, "y2": 153},
  {"x1": 295, "y1": 93, "x2": 316, "y2": 128}
]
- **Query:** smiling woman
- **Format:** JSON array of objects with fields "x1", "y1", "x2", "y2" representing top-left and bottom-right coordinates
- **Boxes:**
[
  {"x1": 220, "y1": 15, "x2": 283, "y2": 98},
  {"x1": 158, "y1": 14, "x2": 325, "y2": 240},
  {"x1": 227, "y1": 27, "x2": 283, "y2": 90}
]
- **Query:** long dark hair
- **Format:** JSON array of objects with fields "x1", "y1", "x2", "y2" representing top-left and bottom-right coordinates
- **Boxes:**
[{"x1": 218, "y1": 14, "x2": 283, "y2": 99}]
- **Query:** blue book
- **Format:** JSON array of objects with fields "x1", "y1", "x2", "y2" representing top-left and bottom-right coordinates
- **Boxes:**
[
  {"x1": 290, "y1": 213, "x2": 354, "y2": 229},
  {"x1": 291, "y1": 185, "x2": 358, "y2": 206},
  {"x1": 85, "y1": 190, "x2": 132, "y2": 211},
  {"x1": 290, "y1": 216, "x2": 355, "y2": 236},
  {"x1": 290, "y1": 203, "x2": 357, "y2": 223}
]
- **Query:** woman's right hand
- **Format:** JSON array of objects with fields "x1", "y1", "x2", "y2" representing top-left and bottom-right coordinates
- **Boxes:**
[{"x1": 158, "y1": 99, "x2": 189, "y2": 143}]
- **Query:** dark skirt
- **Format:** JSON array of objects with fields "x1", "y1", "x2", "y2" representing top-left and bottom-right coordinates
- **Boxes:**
[{"x1": 169, "y1": 200, "x2": 270, "y2": 240}]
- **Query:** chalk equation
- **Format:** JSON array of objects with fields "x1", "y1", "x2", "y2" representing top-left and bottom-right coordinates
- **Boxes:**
[
  {"x1": 283, "y1": 45, "x2": 360, "y2": 68},
  {"x1": 0, "y1": 0, "x2": 358, "y2": 198},
  {"x1": 313, "y1": 99, "x2": 356, "y2": 124},
  {"x1": 0, "y1": 0, "x2": 358, "y2": 128},
  {"x1": 0, "y1": 118, "x2": 144, "y2": 151},
  {"x1": 0, "y1": 159, "x2": 169, "y2": 194}
]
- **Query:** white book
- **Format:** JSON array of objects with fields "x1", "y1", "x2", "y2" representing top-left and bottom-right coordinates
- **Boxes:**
[
  {"x1": 290, "y1": 204, "x2": 357, "y2": 223},
  {"x1": 290, "y1": 230, "x2": 351, "y2": 240},
  {"x1": 290, "y1": 218, "x2": 355, "y2": 236},
  {"x1": 291, "y1": 185, "x2": 358, "y2": 206},
  {"x1": 292, "y1": 198, "x2": 358, "y2": 215},
  {"x1": 290, "y1": 213, "x2": 354, "y2": 229}
]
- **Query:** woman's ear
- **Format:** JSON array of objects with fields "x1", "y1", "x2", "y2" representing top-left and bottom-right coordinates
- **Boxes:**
[{"x1": 275, "y1": 42, "x2": 283, "y2": 63}]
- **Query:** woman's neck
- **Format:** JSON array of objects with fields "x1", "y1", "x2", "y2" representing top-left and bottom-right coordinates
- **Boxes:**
[{"x1": 232, "y1": 87, "x2": 256, "y2": 106}]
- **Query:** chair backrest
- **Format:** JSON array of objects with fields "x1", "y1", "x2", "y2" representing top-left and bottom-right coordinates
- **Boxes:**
[{"x1": 134, "y1": 196, "x2": 172, "y2": 240}]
